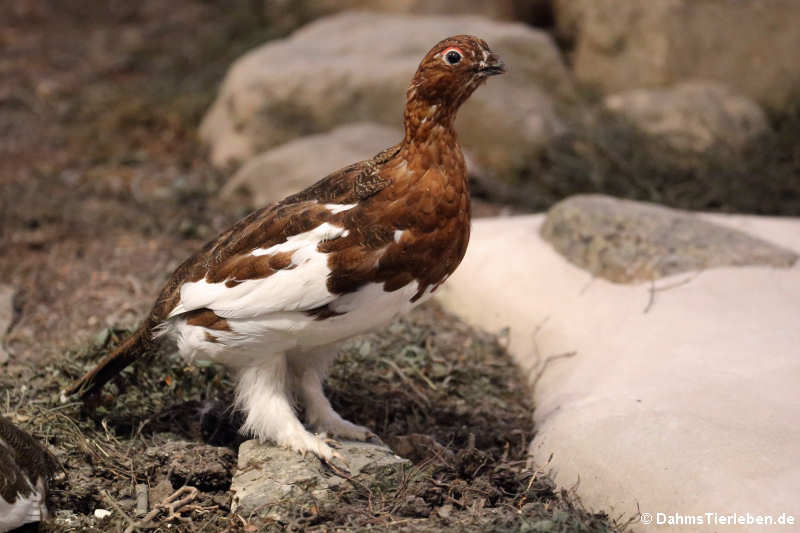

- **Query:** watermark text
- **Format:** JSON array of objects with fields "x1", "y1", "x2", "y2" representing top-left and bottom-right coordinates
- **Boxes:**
[{"x1": 639, "y1": 512, "x2": 795, "y2": 527}]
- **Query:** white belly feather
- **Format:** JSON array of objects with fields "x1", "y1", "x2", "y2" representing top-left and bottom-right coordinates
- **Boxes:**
[
  {"x1": 169, "y1": 281, "x2": 430, "y2": 367},
  {"x1": 161, "y1": 219, "x2": 433, "y2": 368}
]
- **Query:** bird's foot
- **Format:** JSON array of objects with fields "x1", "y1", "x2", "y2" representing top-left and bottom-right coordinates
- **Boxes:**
[
  {"x1": 317, "y1": 438, "x2": 351, "y2": 478},
  {"x1": 313, "y1": 416, "x2": 382, "y2": 445},
  {"x1": 279, "y1": 430, "x2": 351, "y2": 474}
]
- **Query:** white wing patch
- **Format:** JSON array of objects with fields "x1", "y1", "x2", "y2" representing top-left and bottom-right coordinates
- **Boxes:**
[
  {"x1": 323, "y1": 203, "x2": 357, "y2": 214},
  {"x1": 251, "y1": 222, "x2": 346, "y2": 257},
  {"x1": 169, "y1": 223, "x2": 347, "y2": 319}
]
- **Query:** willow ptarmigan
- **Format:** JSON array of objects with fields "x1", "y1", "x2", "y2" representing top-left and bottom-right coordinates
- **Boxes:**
[
  {"x1": 68, "y1": 35, "x2": 505, "y2": 461},
  {"x1": 0, "y1": 416, "x2": 59, "y2": 532}
]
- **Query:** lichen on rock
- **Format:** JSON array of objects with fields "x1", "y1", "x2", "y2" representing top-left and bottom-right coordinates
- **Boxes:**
[{"x1": 541, "y1": 195, "x2": 799, "y2": 283}]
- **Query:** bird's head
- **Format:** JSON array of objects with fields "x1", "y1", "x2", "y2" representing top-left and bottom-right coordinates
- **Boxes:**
[{"x1": 405, "y1": 35, "x2": 505, "y2": 126}]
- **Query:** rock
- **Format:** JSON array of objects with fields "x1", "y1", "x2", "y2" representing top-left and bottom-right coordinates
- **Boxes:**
[
  {"x1": 603, "y1": 81, "x2": 769, "y2": 152},
  {"x1": 93, "y1": 509, "x2": 112, "y2": 520},
  {"x1": 222, "y1": 123, "x2": 401, "y2": 205},
  {"x1": 554, "y1": 0, "x2": 800, "y2": 110},
  {"x1": 0, "y1": 284, "x2": 15, "y2": 364},
  {"x1": 231, "y1": 439, "x2": 410, "y2": 518},
  {"x1": 264, "y1": 0, "x2": 518, "y2": 25},
  {"x1": 200, "y1": 11, "x2": 575, "y2": 178},
  {"x1": 437, "y1": 503, "x2": 454, "y2": 519},
  {"x1": 144, "y1": 439, "x2": 236, "y2": 492},
  {"x1": 134, "y1": 484, "x2": 148, "y2": 517},
  {"x1": 540, "y1": 195, "x2": 798, "y2": 283},
  {"x1": 436, "y1": 211, "x2": 800, "y2": 532}
]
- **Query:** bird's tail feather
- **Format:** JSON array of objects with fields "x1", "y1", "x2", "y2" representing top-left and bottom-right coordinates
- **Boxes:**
[{"x1": 65, "y1": 323, "x2": 154, "y2": 398}]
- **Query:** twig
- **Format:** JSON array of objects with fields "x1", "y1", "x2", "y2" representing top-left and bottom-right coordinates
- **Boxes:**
[
  {"x1": 644, "y1": 279, "x2": 656, "y2": 314},
  {"x1": 124, "y1": 485, "x2": 201, "y2": 533},
  {"x1": 531, "y1": 351, "x2": 577, "y2": 389},
  {"x1": 516, "y1": 465, "x2": 543, "y2": 511},
  {"x1": 381, "y1": 358, "x2": 430, "y2": 408},
  {"x1": 643, "y1": 270, "x2": 702, "y2": 313},
  {"x1": 101, "y1": 490, "x2": 137, "y2": 530},
  {"x1": 579, "y1": 275, "x2": 596, "y2": 295},
  {"x1": 411, "y1": 365, "x2": 438, "y2": 391}
]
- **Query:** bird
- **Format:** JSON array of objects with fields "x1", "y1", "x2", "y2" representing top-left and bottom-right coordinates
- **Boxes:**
[
  {"x1": 67, "y1": 35, "x2": 505, "y2": 462},
  {"x1": 0, "y1": 416, "x2": 59, "y2": 532}
]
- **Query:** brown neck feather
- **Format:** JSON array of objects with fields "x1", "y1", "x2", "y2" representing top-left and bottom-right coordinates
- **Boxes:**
[{"x1": 402, "y1": 85, "x2": 460, "y2": 148}]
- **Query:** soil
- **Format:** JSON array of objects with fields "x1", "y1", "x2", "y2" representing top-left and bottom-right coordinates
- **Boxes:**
[{"x1": 0, "y1": 3, "x2": 628, "y2": 532}]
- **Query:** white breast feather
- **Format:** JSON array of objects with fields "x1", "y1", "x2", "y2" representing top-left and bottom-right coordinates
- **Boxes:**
[{"x1": 287, "y1": 281, "x2": 435, "y2": 347}]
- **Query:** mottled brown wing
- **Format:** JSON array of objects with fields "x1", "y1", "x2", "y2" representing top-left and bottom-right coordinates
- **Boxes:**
[
  {"x1": 283, "y1": 144, "x2": 399, "y2": 204},
  {"x1": 149, "y1": 148, "x2": 399, "y2": 323},
  {"x1": 0, "y1": 417, "x2": 59, "y2": 503},
  {"x1": 0, "y1": 444, "x2": 25, "y2": 503},
  {"x1": 0, "y1": 441, "x2": 30, "y2": 504}
]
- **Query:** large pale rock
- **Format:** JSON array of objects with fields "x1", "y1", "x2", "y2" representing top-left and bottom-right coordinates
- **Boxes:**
[
  {"x1": 603, "y1": 81, "x2": 770, "y2": 152},
  {"x1": 231, "y1": 440, "x2": 410, "y2": 518},
  {"x1": 222, "y1": 123, "x2": 401, "y2": 205},
  {"x1": 201, "y1": 11, "x2": 574, "y2": 176},
  {"x1": 0, "y1": 285, "x2": 15, "y2": 364},
  {"x1": 541, "y1": 195, "x2": 797, "y2": 283},
  {"x1": 437, "y1": 204, "x2": 800, "y2": 531},
  {"x1": 555, "y1": 0, "x2": 800, "y2": 110}
]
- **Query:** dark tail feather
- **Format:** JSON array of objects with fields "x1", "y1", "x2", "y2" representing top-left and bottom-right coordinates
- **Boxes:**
[{"x1": 66, "y1": 323, "x2": 155, "y2": 398}]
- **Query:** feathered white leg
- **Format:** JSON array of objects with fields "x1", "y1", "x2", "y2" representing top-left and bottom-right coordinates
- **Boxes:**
[
  {"x1": 289, "y1": 346, "x2": 375, "y2": 441},
  {"x1": 300, "y1": 369, "x2": 376, "y2": 441},
  {"x1": 235, "y1": 355, "x2": 335, "y2": 460}
]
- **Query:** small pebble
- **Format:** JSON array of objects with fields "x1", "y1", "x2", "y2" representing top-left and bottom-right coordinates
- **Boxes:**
[
  {"x1": 135, "y1": 483, "x2": 149, "y2": 516},
  {"x1": 437, "y1": 504, "x2": 453, "y2": 519}
]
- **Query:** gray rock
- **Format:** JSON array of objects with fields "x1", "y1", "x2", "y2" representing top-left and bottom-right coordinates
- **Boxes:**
[
  {"x1": 603, "y1": 81, "x2": 769, "y2": 152},
  {"x1": 222, "y1": 123, "x2": 402, "y2": 206},
  {"x1": 200, "y1": 11, "x2": 575, "y2": 178},
  {"x1": 554, "y1": 0, "x2": 800, "y2": 111},
  {"x1": 0, "y1": 285, "x2": 15, "y2": 364},
  {"x1": 231, "y1": 439, "x2": 411, "y2": 518},
  {"x1": 540, "y1": 195, "x2": 799, "y2": 283}
]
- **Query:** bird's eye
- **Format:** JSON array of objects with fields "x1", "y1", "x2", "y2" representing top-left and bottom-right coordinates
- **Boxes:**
[{"x1": 442, "y1": 47, "x2": 463, "y2": 66}]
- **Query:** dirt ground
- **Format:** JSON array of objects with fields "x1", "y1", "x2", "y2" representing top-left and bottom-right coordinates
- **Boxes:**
[
  {"x1": 0, "y1": 2, "x2": 629, "y2": 532},
  {"x1": 1, "y1": 0, "x2": 273, "y2": 365},
  {"x1": 2, "y1": 304, "x2": 629, "y2": 532}
]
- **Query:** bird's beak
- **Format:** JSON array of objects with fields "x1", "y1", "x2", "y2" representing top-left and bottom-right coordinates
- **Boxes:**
[{"x1": 479, "y1": 52, "x2": 506, "y2": 76}]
